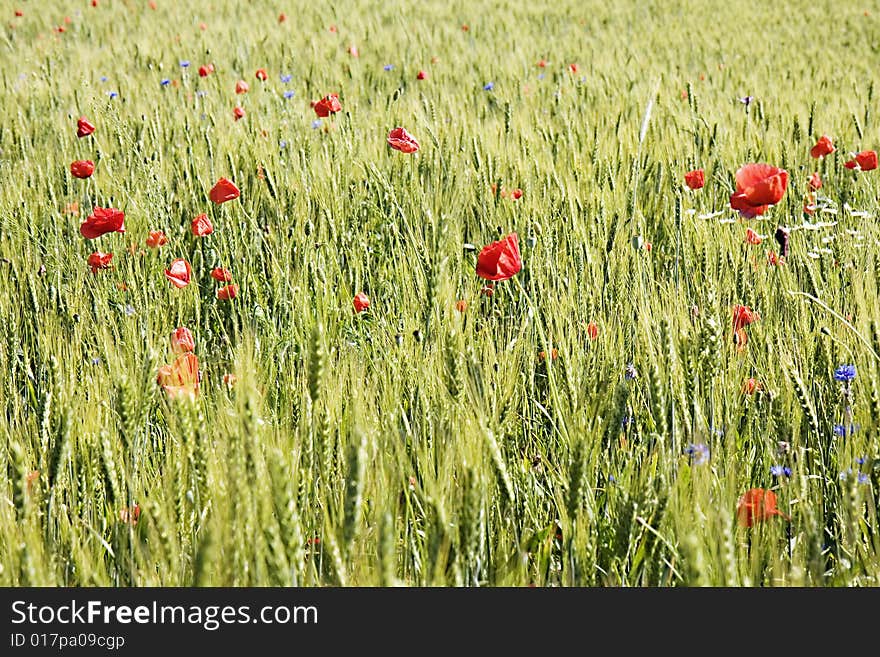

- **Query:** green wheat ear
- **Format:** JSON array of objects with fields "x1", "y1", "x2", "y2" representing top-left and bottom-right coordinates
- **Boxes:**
[{"x1": 308, "y1": 323, "x2": 325, "y2": 405}]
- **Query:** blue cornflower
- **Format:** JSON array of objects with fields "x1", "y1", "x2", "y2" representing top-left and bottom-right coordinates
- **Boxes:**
[
  {"x1": 383, "y1": 64, "x2": 394, "y2": 71},
  {"x1": 160, "y1": 78, "x2": 171, "y2": 86},
  {"x1": 624, "y1": 363, "x2": 638, "y2": 380},
  {"x1": 108, "y1": 91, "x2": 118, "y2": 99},
  {"x1": 283, "y1": 90, "x2": 295, "y2": 99},
  {"x1": 857, "y1": 473, "x2": 870, "y2": 485},
  {"x1": 100, "y1": 76, "x2": 108, "y2": 82},
  {"x1": 537, "y1": 73, "x2": 545, "y2": 80},
  {"x1": 840, "y1": 468, "x2": 853, "y2": 481},
  {"x1": 124, "y1": 304, "x2": 135, "y2": 316},
  {"x1": 856, "y1": 455, "x2": 867, "y2": 465},
  {"x1": 483, "y1": 82, "x2": 494, "y2": 91},
  {"x1": 685, "y1": 443, "x2": 710, "y2": 466},
  {"x1": 739, "y1": 95, "x2": 754, "y2": 106},
  {"x1": 834, "y1": 364, "x2": 856, "y2": 382},
  {"x1": 279, "y1": 140, "x2": 287, "y2": 149},
  {"x1": 608, "y1": 474, "x2": 616, "y2": 484},
  {"x1": 180, "y1": 60, "x2": 190, "y2": 68},
  {"x1": 311, "y1": 119, "x2": 323, "y2": 129},
  {"x1": 196, "y1": 90, "x2": 208, "y2": 97},
  {"x1": 833, "y1": 424, "x2": 846, "y2": 437},
  {"x1": 771, "y1": 465, "x2": 792, "y2": 478},
  {"x1": 91, "y1": 357, "x2": 101, "y2": 366},
  {"x1": 280, "y1": 74, "x2": 292, "y2": 83}
]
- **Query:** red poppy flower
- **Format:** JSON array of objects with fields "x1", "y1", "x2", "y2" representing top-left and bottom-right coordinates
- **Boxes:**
[
  {"x1": 732, "y1": 304, "x2": 760, "y2": 333},
  {"x1": 313, "y1": 94, "x2": 341, "y2": 118},
  {"x1": 255, "y1": 68, "x2": 267, "y2": 81},
  {"x1": 353, "y1": 292, "x2": 370, "y2": 313},
  {"x1": 808, "y1": 172, "x2": 822, "y2": 190},
  {"x1": 164, "y1": 258, "x2": 192, "y2": 288},
  {"x1": 568, "y1": 63, "x2": 578, "y2": 74},
  {"x1": 191, "y1": 213, "x2": 214, "y2": 236},
  {"x1": 810, "y1": 135, "x2": 835, "y2": 159},
  {"x1": 15, "y1": 9, "x2": 23, "y2": 16},
  {"x1": 538, "y1": 348, "x2": 559, "y2": 362},
  {"x1": 223, "y1": 373, "x2": 237, "y2": 387},
  {"x1": 171, "y1": 327, "x2": 195, "y2": 353},
  {"x1": 76, "y1": 116, "x2": 96, "y2": 138},
  {"x1": 742, "y1": 377, "x2": 762, "y2": 395},
  {"x1": 684, "y1": 169, "x2": 705, "y2": 190},
  {"x1": 278, "y1": 12, "x2": 287, "y2": 22},
  {"x1": 387, "y1": 127, "x2": 420, "y2": 153},
  {"x1": 216, "y1": 284, "x2": 239, "y2": 300},
  {"x1": 476, "y1": 232, "x2": 522, "y2": 281},
  {"x1": 537, "y1": 59, "x2": 548, "y2": 67},
  {"x1": 767, "y1": 250, "x2": 781, "y2": 266},
  {"x1": 736, "y1": 488, "x2": 789, "y2": 527},
  {"x1": 80, "y1": 207, "x2": 125, "y2": 239},
  {"x1": 87, "y1": 251, "x2": 113, "y2": 273},
  {"x1": 157, "y1": 352, "x2": 200, "y2": 399},
  {"x1": 235, "y1": 80, "x2": 249, "y2": 94},
  {"x1": 211, "y1": 267, "x2": 232, "y2": 282},
  {"x1": 209, "y1": 177, "x2": 240, "y2": 204},
  {"x1": 455, "y1": 299, "x2": 467, "y2": 313},
  {"x1": 198, "y1": 64, "x2": 213, "y2": 77},
  {"x1": 119, "y1": 504, "x2": 141, "y2": 526},
  {"x1": 729, "y1": 163, "x2": 788, "y2": 218},
  {"x1": 146, "y1": 230, "x2": 168, "y2": 249},
  {"x1": 844, "y1": 150, "x2": 878, "y2": 171},
  {"x1": 233, "y1": 106, "x2": 245, "y2": 121},
  {"x1": 417, "y1": 70, "x2": 427, "y2": 80},
  {"x1": 511, "y1": 188, "x2": 523, "y2": 200},
  {"x1": 745, "y1": 227, "x2": 762, "y2": 245},
  {"x1": 70, "y1": 159, "x2": 95, "y2": 179},
  {"x1": 586, "y1": 321, "x2": 599, "y2": 340}
]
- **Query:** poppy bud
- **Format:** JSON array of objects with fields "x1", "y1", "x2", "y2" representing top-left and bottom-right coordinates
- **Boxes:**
[
  {"x1": 774, "y1": 227, "x2": 790, "y2": 258},
  {"x1": 255, "y1": 68, "x2": 267, "y2": 81}
]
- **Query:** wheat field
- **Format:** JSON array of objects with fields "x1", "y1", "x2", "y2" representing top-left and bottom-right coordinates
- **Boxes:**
[{"x1": 2, "y1": 0, "x2": 879, "y2": 587}]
